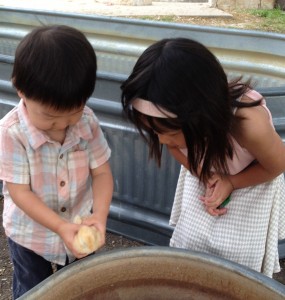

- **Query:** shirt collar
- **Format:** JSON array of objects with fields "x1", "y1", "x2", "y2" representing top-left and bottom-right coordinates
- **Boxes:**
[
  {"x1": 18, "y1": 99, "x2": 50, "y2": 149},
  {"x1": 18, "y1": 100, "x2": 93, "y2": 150}
]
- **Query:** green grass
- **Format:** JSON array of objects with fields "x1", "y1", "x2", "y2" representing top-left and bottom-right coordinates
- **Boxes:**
[
  {"x1": 139, "y1": 15, "x2": 177, "y2": 22},
  {"x1": 247, "y1": 7, "x2": 285, "y2": 33},
  {"x1": 129, "y1": 8, "x2": 285, "y2": 34}
]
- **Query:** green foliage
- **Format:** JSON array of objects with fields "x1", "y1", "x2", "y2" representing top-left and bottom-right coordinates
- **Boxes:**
[{"x1": 247, "y1": 7, "x2": 285, "y2": 33}]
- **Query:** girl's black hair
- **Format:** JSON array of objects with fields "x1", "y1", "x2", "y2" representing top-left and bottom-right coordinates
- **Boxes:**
[
  {"x1": 12, "y1": 25, "x2": 97, "y2": 111},
  {"x1": 121, "y1": 38, "x2": 261, "y2": 183}
]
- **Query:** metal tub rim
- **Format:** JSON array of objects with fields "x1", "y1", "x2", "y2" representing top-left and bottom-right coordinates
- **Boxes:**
[{"x1": 18, "y1": 246, "x2": 285, "y2": 299}]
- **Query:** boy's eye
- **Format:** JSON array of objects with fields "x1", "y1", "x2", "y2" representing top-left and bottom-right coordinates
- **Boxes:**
[{"x1": 43, "y1": 115, "x2": 56, "y2": 120}]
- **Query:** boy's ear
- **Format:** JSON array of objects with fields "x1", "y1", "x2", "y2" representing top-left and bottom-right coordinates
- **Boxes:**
[
  {"x1": 17, "y1": 90, "x2": 25, "y2": 100},
  {"x1": 11, "y1": 78, "x2": 25, "y2": 100}
]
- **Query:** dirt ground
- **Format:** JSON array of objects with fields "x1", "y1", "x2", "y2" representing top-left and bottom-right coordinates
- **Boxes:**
[
  {"x1": 142, "y1": 10, "x2": 265, "y2": 30},
  {"x1": 125, "y1": 8, "x2": 284, "y2": 33}
]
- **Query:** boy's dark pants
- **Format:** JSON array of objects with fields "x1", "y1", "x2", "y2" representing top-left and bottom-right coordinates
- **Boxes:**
[{"x1": 8, "y1": 238, "x2": 66, "y2": 299}]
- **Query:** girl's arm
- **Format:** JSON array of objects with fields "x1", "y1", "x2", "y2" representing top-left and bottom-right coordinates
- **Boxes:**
[
  {"x1": 230, "y1": 104, "x2": 285, "y2": 188},
  {"x1": 202, "y1": 103, "x2": 285, "y2": 211},
  {"x1": 6, "y1": 182, "x2": 86, "y2": 258},
  {"x1": 81, "y1": 161, "x2": 113, "y2": 247}
]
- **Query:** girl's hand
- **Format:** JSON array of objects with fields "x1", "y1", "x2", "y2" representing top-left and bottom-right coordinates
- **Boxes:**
[
  {"x1": 205, "y1": 206, "x2": 228, "y2": 217},
  {"x1": 200, "y1": 173, "x2": 234, "y2": 216},
  {"x1": 203, "y1": 184, "x2": 226, "y2": 216}
]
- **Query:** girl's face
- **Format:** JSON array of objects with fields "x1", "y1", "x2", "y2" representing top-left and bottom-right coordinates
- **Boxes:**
[
  {"x1": 20, "y1": 92, "x2": 84, "y2": 133},
  {"x1": 141, "y1": 114, "x2": 187, "y2": 149},
  {"x1": 154, "y1": 129, "x2": 187, "y2": 149}
]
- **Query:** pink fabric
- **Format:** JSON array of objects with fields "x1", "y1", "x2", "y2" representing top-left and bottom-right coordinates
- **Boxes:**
[{"x1": 0, "y1": 100, "x2": 111, "y2": 265}]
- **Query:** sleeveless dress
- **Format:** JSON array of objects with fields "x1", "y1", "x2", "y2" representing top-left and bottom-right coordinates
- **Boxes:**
[{"x1": 169, "y1": 90, "x2": 285, "y2": 277}]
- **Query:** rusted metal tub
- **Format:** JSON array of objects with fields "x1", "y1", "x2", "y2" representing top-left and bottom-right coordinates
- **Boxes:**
[{"x1": 18, "y1": 247, "x2": 285, "y2": 299}]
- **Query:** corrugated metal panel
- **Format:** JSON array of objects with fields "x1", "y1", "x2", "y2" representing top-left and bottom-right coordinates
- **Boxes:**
[{"x1": 0, "y1": 7, "x2": 285, "y2": 87}]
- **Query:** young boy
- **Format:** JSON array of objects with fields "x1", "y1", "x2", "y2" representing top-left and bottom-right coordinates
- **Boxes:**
[{"x1": 0, "y1": 25, "x2": 113, "y2": 298}]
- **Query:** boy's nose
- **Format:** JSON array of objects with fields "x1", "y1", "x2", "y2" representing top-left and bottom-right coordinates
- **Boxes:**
[{"x1": 55, "y1": 120, "x2": 70, "y2": 130}]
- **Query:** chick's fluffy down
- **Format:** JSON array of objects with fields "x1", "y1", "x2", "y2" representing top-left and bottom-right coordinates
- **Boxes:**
[{"x1": 73, "y1": 225, "x2": 101, "y2": 255}]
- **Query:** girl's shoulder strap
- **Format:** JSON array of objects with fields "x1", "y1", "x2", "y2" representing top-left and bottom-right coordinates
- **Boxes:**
[
  {"x1": 233, "y1": 89, "x2": 264, "y2": 116},
  {"x1": 244, "y1": 89, "x2": 264, "y2": 102},
  {"x1": 244, "y1": 89, "x2": 274, "y2": 127}
]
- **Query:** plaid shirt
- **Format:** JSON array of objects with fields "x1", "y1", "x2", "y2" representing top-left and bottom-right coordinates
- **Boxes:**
[{"x1": 0, "y1": 100, "x2": 111, "y2": 265}]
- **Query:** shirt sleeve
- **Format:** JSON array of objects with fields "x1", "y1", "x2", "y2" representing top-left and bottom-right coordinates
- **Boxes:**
[
  {"x1": 86, "y1": 112, "x2": 111, "y2": 169},
  {"x1": 0, "y1": 125, "x2": 30, "y2": 184}
]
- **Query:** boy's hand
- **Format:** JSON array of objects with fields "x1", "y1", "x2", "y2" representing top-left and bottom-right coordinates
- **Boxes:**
[
  {"x1": 73, "y1": 225, "x2": 102, "y2": 255},
  {"x1": 79, "y1": 214, "x2": 106, "y2": 249},
  {"x1": 56, "y1": 222, "x2": 90, "y2": 259}
]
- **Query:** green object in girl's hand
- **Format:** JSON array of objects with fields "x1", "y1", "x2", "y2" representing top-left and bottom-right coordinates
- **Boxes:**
[{"x1": 218, "y1": 195, "x2": 231, "y2": 208}]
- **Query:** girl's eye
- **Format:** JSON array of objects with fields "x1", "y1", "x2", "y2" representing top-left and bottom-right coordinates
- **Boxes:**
[
  {"x1": 163, "y1": 131, "x2": 180, "y2": 137},
  {"x1": 169, "y1": 132, "x2": 180, "y2": 136},
  {"x1": 152, "y1": 131, "x2": 178, "y2": 137}
]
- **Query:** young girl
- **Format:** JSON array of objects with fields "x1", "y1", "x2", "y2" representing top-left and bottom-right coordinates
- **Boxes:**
[{"x1": 121, "y1": 37, "x2": 285, "y2": 277}]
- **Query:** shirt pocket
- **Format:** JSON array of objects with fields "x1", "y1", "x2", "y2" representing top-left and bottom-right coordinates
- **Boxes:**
[{"x1": 67, "y1": 150, "x2": 90, "y2": 187}]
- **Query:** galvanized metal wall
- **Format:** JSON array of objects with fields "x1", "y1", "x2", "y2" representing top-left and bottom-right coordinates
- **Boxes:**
[
  {"x1": 0, "y1": 7, "x2": 285, "y2": 253},
  {"x1": 1, "y1": 7, "x2": 285, "y2": 87}
]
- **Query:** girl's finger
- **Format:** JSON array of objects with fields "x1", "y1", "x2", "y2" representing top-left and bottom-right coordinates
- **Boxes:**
[{"x1": 207, "y1": 207, "x2": 227, "y2": 216}]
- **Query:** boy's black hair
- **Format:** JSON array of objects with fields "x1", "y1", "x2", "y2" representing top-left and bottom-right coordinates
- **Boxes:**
[
  {"x1": 12, "y1": 25, "x2": 97, "y2": 111},
  {"x1": 121, "y1": 38, "x2": 260, "y2": 183}
]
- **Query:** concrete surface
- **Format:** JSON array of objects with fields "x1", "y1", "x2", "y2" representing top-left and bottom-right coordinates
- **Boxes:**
[{"x1": 0, "y1": 0, "x2": 232, "y2": 17}]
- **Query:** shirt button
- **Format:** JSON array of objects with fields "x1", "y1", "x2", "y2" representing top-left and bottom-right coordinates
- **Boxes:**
[
  {"x1": 61, "y1": 207, "x2": 67, "y2": 212},
  {"x1": 60, "y1": 181, "x2": 65, "y2": 187},
  {"x1": 59, "y1": 154, "x2": 64, "y2": 159}
]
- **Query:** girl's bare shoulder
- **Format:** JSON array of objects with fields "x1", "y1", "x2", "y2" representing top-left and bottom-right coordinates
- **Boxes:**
[
  {"x1": 233, "y1": 95, "x2": 274, "y2": 148},
  {"x1": 235, "y1": 95, "x2": 270, "y2": 126},
  {"x1": 233, "y1": 95, "x2": 285, "y2": 174}
]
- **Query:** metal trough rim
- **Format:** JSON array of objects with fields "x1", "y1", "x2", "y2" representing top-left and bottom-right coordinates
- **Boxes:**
[{"x1": 18, "y1": 246, "x2": 285, "y2": 299}]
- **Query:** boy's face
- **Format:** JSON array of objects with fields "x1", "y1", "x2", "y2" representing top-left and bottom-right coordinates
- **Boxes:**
[{"x1": 20, "y1": 93, "x2": 84, "y2": 133}]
